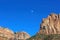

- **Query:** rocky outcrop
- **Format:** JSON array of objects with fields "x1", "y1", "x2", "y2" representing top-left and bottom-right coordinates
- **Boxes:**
[
  {"x1": 39, "y1": 13, "x2": 60, "y2": 35},
  {"x1": 15, "y1": 31, "x2": 30, "y2": 40},
  {"x1": 0, "y1": 27, "x2": 30, "y2": 40},
  {"x1": 0, "y1": 26, "x2": 14, "y2": 40}
]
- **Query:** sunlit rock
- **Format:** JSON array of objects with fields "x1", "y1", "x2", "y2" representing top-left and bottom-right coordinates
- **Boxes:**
[
  {"x1": 15, "y1": 31, "x2": 30, "y2": 40},
  {"x1": 39, "y1": 13, "x2": 60, "y2": 35}
]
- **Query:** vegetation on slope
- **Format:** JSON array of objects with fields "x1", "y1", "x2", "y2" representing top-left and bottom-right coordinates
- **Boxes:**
[{"x1": 27, "y1": 34, "x2": 60, "y2": 40}]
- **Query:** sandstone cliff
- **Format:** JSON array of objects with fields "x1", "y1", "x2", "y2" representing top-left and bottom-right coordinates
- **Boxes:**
[
  {"x1": 0, "y1": 27, "x2": 14, "y2": 40},
  {"x1": 39, "y1": 13, "x2": 60, "y2": 35},
  {"x1": 0, "y1": 27, "x2": 30, "y2": 40},
  {"x1": 15, "y1": 31, "x2": 30, "y2": 40}
]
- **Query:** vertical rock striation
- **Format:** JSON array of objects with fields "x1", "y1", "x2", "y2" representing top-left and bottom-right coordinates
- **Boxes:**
[{"x1": 39, "y1": 13, "x2": 60, "y2": 35}]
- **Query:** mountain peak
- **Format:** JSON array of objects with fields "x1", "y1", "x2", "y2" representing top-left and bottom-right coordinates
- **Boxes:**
[
  {"x1": 39, "y1": 13, "x2": 60, "y2": 35},
  {"x1": 0, "y1": 27, "x2": 30, "y2": 40}
]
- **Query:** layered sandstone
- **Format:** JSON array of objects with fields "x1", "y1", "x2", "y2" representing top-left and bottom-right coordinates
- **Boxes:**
[
  {"x1": 0, "y1": 27, "x2": 30, "y2": 40},
  {"x1": 39, "y1": 13, "x2": 60, "y2": 35},
  {"x1": 15, "y1": 31, "x2": 30, "y2": 40},
  {"x1": 0, "y1": 26, "x2": 14, "y2": 40}
]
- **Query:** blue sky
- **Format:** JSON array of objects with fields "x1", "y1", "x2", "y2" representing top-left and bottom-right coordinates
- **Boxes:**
[{"x1": 0, "y1": 0, "x2": 60, "y2": 36}]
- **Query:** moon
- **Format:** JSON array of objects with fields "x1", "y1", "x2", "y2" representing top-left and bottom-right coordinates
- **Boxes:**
[{"x1": 31, "y1": 10, "x2": 34, "y2": 13}]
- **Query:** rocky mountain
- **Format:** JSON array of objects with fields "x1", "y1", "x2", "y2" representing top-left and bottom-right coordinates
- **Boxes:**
[
  {"x1": 28, "y1": 13, "x2": 60, "y2": 40},
  {"x1": 0, "y1": 26, "x2": 14, "y2": 40},
  {"x1": 39, "y1": 13, "x2": 60, "y2": 35},
  {"x1": 0, "y1": 27, "x2": 30, "y2": 40},
  {"x1": 15, "y1": 31, "x2": 30, "y2": 40},
  {"x1": 1, "y1": 13, "x2": 60, "y2": 40}
]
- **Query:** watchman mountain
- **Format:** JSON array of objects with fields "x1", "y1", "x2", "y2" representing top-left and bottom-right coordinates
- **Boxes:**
[{"x1": 0, "y1": 13, "x2": 60, "y2": 40}]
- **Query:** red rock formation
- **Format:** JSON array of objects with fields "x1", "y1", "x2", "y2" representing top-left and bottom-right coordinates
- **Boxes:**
[{"x1": 39, "y1": 13, "x2": 60, "y2": 35}]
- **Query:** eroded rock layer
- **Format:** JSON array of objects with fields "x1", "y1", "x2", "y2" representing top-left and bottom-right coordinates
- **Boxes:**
[
  {"x1": 0, "y1": 27, "x2": 30, "y2": 40},
  {"x1": 15, "y1": 32, "x2": 30, "y2": 40},
  {"x1": 39, "y1": 13, "x2": 60, "y2": 35},
  {"x1": 0, "y1": 27, "x2": 14, "y2": 40}
]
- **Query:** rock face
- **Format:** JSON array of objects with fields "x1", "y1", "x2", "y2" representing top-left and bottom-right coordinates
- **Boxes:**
[
  {"x1": 0, "y1": 27, "x2": 30, "y2": 40},
  {"x1": 39, "y1": 13, "x2": 60, "y2": 35},
  {"x1": 15, "y1": 31, "x2": 30, "y2": 40},
  {"x1": 0, "y1": 27, "x2": 14, "y2": 40}
]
